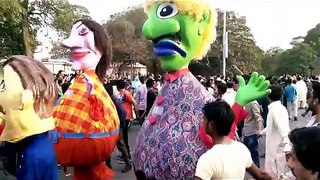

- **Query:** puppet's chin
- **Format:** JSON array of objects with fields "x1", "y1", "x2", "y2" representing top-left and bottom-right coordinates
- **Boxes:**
[
  {"x1": 71, "y1": 57, "x2": 100, "y2": 71},
  {"x1": 72, "y1": 61, "x2": 83, "y2": 71}
]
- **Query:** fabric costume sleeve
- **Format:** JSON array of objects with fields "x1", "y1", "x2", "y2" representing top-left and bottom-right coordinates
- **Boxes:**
[{"x1": 199, "y1": 102, "x2": 248, "y2": 148}]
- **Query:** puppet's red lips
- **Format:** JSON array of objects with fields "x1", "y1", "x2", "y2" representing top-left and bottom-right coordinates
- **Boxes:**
[{"x1": 71, "y1": 52, "x2": 89, "y2": 59}]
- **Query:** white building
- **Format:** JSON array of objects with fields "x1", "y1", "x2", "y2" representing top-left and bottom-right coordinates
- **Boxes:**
[{"x1": 41, "y1": 58, "x2": 73, "y2": 74}]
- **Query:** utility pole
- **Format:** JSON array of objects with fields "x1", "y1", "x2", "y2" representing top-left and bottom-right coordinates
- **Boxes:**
[{"x1": 222, "y1": 10, "x2": 228, "y2": 77}]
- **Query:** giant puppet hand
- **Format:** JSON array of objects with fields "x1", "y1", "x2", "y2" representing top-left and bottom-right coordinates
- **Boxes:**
[{"x1": 235, "y1": 72, "x2": 271, "y2": 107}]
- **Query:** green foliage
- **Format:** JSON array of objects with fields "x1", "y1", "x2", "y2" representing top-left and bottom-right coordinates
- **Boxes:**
[
  {"x1": 304, "y1": 23, "x2": 320, "y2": 56},
  {"x1": 0, "y1": 0, "x2": 91, "y2": 57},
  {"x1": 103, "y1": 6, "x2": 155, "y2": 72},
  {"x1": 275, "y1": 43, "x2": 317, "y2": 75},
  {"x1": 205, "y1": 10, "x2": 264, "y2": 75},
  {"x1": 261, "y1": 23, "x2": 320, "y2": 76}
]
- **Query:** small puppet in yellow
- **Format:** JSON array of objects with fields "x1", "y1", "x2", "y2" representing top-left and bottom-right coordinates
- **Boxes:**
[{"x1": 0, "y1": 56, "x2": 58, "y2": 179}]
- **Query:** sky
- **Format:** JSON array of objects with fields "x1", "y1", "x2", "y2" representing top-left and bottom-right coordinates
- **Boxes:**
[{"x1": 67, "y1": 0, "x2": 320, "y2": 51}]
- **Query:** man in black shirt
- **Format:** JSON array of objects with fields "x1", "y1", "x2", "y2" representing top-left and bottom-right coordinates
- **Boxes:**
[{"x1": 143, "y1": 79, "x2": 158, "y2": 119}]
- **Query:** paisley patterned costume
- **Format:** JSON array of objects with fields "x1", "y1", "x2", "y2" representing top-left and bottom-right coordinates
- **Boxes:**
[
  {"x1": 134, "y1": 71, "x2": 214, "y2": 179},
  {"x1": 134, "y1": 70, "x2": 246, "y2": 179}
]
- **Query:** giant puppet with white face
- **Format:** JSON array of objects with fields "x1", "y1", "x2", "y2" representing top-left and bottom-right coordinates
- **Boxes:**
[{"x1": 51, "y1": 19, "x2": 120, "y2": 180}]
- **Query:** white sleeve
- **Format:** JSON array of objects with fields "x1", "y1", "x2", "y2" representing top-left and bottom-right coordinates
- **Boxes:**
[
  {"x1": 273, "y1": 108, "x2": 290, "y2": 138},
  {"x1": 195, "y1": 153, "x2": 216, "y2": 180}
]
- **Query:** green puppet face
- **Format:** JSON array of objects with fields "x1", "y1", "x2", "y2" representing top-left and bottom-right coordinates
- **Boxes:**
[{"x1": 142, "y1": 2, "x2": 211, "y2": 72}]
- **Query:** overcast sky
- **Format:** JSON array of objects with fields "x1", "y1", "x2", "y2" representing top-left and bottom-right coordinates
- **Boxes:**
[{"x1": 67, "y1": 0, "x2": 320, "y2": 51}]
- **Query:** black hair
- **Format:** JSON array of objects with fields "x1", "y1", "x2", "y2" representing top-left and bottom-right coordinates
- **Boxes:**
[
  {"x1": 139, "y1": 76, "x2": 147, "y2": 84},
  {"x1": 104, "y1": 83, "x2": 114, "y2": 97},
  {"x1": 312, "y1": 82, "x2": 320, "y2": 102},
  {"x1": 203, "y1": 100, "x2": 235, "y2": 136},
  {"x1": 217, "y1": 83, "x2": 227, "y2": 94},
  {"x1": 289, "y1": 127, "x2": 320, "y2": 173},
  {"x1": 205, "y1": 81, "x2": 211, "y2": 88},
  {"x1": 226, "y1": 81, "x2": 234, "y2": 88},
  {"x1": 268, "y1": 85, "x2": 283, "y2": 101},
  {"x1": 61, "y1": 82, "x2": 71, "y2": 94},
  {"x1": 115, "y1": 79, "x2": 126, "y2": 89},
  {"x1": 146, "y1": 78, "x2": 155, "y2": 88}
]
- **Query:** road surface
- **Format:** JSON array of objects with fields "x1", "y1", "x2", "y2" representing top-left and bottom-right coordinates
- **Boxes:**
[{"x1": 59, "y1": 109, "x2": 311, "y2": 180}]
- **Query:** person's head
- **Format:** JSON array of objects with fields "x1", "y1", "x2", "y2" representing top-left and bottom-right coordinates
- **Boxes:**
[
  {"x1": 115, "y1": 79, "x2": 126, "y2": 90},
  {"x1": 139, "y1": 76, "x2": 147, "y2": 84},
  {"x1": 103, "y1": 83, "x2": 114, "y2": 97},
  {"x1": 202, "y1": 100, "x2": 234, "y2": 136},
  {"x1": 310, "y1": 81, "x2": 320, "y2": 114},
  {"x1": 0, "y1": 55, "x2": 58, "y2": 141},
  {"x1": 287, "y1": 127, "x2": 320, "y2": 179},
  {"x1": 61, "y1": 82, "x2": 71, "y2": 94},
  {"x1": 205, "y1": 80, "x2": 211, "y2": 88},
  {"x1": 268, "y1": 85, "x2": 283, "y2": 102},
  {"x1": 226, "y1": 81, "x2": 234, "y2": 89},
  {"x1": 61, "y1": 19, "x2": 112, "y2": 81},
  {"x1": 217, "y1": 82, "x2": 227, "y2": 95},
  {"x1": 296, "y1": 76, "x2": 301, "y2": 81},
  {"x1": 146, "y1": 78, "x2": 155, "y2": 89},
  {"x1": 286, "y1": 78, "x2": 293, "y2": 85}
]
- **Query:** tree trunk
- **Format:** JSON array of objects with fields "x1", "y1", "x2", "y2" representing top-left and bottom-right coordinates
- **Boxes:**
[{"x1": 21, "y1": 0, "x2": 32, "y2": 57}]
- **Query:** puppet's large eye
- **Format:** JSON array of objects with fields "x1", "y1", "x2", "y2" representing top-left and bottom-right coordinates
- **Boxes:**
[
  {"x1": 78, "y1": 27, "x2": 89, "y2": 36},
  {"x1": 157, "y1": 3, "x2": 178, "y2": 19}
]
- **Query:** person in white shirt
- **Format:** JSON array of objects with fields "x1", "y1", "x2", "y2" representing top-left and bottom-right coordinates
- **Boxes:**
[
  {"x1": 135, "y1": 76, "x2": 147, "y2": 125},
  {"x1": 296, "y1": 76, "x2": 308, "y2": 109},
  {"x1": 260, "y1": 85, "x2": 291, "y2": 179},
  {"x1": 195, "y1": 101, "x2": 272, "y2": 180}
]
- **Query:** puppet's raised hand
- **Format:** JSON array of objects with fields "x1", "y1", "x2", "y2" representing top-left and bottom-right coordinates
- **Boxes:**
[{"x1": 235, "y1": 72, "x2": 271, "y2": 107}]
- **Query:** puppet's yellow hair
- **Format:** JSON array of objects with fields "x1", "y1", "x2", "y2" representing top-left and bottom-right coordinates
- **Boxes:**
[{"x1": 144, "y1": 0, "x2": 217, "y2": 60}]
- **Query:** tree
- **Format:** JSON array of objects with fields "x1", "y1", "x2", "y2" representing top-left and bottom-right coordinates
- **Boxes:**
[
  {"x1": 0, "y1": 0, "x2": 90, "y2": 57},
  {"x1": 304, "y1": 23, "x2": 320, "y2": 56},
  {"x1": 275, "y1": 43, "x2": 318, "y2": 75},
  {"x1": 261, "y1": 47, "x2": 284, "y2": 75},
  {"x1": 202, "y1": 10, "x2": 264, "y2": 75},
  {"x1": 50, "y1": 42, "x2": 71, "y2": 59},
  {"x1": 104, "y1": 6, "x2": 157, "y2": 73}
]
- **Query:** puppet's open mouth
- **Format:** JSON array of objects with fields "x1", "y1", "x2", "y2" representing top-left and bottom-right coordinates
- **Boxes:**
[
  {"x1": 152, "y1": 34, "x2": 186, "y2": 57},
  {"x1": 71, "y1": 52, "x2": 89, "y2": 59}
]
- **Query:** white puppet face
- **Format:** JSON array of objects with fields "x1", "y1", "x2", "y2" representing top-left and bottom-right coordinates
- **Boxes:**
[{"x1": 61, "y1": 21, "x2": 102, "y2": 71}]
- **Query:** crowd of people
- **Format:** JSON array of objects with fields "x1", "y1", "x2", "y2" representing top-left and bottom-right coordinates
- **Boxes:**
[{"x1": 50, "y1": 70, "x2": 320, "y2": 179}]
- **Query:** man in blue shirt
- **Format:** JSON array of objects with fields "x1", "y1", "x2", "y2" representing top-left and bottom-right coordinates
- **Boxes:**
[{"x1": 284, "y1": 79, "x2": 298, "y2": 121}]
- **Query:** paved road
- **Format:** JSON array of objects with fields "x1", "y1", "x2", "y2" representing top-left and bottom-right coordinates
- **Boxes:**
[{"x1": 59, "y1": 109, "x2": 311, "y2": 180}]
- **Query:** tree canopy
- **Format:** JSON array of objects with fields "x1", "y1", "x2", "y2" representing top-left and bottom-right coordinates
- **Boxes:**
[
  {"x1": 261, "y1": 23, "x2": 320, "y2": 76},
  {"x1": 0, "y1": 0, "x2": 90, "y2": 57}
]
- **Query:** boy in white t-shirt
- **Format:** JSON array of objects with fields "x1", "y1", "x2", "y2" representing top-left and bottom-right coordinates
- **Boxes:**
[{"x1": 195, "y1": 101, "x2": 272, "y2": 180}]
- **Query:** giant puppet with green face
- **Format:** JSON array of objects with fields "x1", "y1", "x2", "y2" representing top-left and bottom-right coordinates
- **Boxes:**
[{"x1": 134, "y1": 0, "x2": 271, "y2": 179}]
